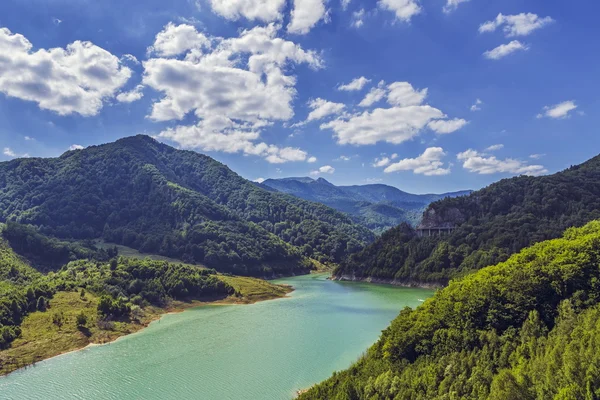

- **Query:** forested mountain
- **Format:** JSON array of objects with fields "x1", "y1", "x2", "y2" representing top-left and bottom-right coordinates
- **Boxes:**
[
  {"x1": 301, "y1": 220, "x2": 600, "y2": 399},
  {"x1": 0, "y1": 135, "x2": 374, "y2": 276},
  {"x1": 261, "y1": 177, "x2": 470, "y2": 234},
  {"x1": 335, "y1": 154, "x2": 600, "y2": 284}
]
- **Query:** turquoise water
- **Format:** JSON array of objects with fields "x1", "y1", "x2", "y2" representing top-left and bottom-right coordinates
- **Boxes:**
[{"x1": 0, "y1": 274, "x2": 433, "y2": 400}]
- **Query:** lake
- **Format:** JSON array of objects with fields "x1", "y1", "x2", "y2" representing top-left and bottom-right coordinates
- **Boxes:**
[{"x1": 0, "y1": 274, "x2": 433, "y2": 400}]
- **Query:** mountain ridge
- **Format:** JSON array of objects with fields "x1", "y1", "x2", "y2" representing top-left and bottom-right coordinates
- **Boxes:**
[{"x1": 261, "y1": 176, "x2": 471, "y2": 234}]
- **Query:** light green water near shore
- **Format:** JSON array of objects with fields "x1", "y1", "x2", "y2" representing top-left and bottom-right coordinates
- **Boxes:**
[{"x1": 0, "y1": 274, "x2": 433, "y2": 400}]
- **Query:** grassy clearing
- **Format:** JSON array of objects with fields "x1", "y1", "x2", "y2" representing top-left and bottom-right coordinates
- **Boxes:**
[
  {"x1": 218, "y1": 275, "x2": 293, "y2": 303},
  {"x1": 94, "y1": 240, "x2": 198, "y2": 266}
]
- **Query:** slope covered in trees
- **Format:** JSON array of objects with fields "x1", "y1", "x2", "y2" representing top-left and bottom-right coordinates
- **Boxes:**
[
  {"x1": 262, "y1": 177, "x2": 470, "y2": 234},
  {"x1": 335, "y1": 155, "x2": 600, "y2": 284},
  {"x1": 0, "y1": 135, "x2": 374, "y2": 276},
  {"x1": 301, "y1": 220, "x2": 600, "y2": 400}
]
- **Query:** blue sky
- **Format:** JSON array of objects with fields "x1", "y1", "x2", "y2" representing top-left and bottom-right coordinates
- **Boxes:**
[{"x1": 0, "y1": 0, "x2": 598, "y2": 194}]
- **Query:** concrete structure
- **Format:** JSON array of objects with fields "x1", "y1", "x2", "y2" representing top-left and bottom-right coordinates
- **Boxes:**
[{"x1": 416, "y1": 226, "x2": 455, "y2": 237}]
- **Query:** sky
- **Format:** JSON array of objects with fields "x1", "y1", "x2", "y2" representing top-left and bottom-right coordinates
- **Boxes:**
[{"x1": 0, "y1": 0, "x2": 598, "y2": 194}]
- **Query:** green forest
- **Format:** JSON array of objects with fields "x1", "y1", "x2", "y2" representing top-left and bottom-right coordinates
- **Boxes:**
[
  {"x1": 300, "y1": 220, "x2": 600, "y2": 400},
  {"x1": 0, "y1": 223, "x2": 232, "y2": 351},
  {"x1": 335, "y1": 156, "x2": 600, "y2": 284},
  {"x1": 0, "y1": 135, "x2": 373, "y2": 276}
]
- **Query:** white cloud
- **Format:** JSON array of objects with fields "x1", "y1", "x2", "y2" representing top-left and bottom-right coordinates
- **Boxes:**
[
  {"x1": 387, "y1": 82, "x2": 427, "y2": 107},
  {"x1": 484, "y1": 40, "x2": 529, "y2": 60},
  {"x1": 470, "y1": 98, "x2": 483, "y2": 111},
  {"x1": 147, "y1": 23, "x2": 210, "y2": 57},
  {"x1": 479, "y1": 13, "x2": 554, "y2": 37},
  {"x1": 529, "y1": 153, "x2": 545, "y2": 159},
  {"x1": 365, "y1": 177, "x2": 383, "y2": 183},
  {"x1": 537, "y1": 100, "x2": 577, "y2": 119},
  {"x1": 307, "y1": 98, "x2": 346, "y2": 121},
  {"x1": 359, "y1": 86, "x2": 387, "y2": 107},
  {"x1": 427, "y1": 118, "x2": 468, "y2": 134},
  {"x1": 122, "y1": 54, "x2": 140, "y2": 65},
  {"x1": 159, "y1": 116, "x2": 309, "y2": 164},
  {"x1": 116, "y1": 85, "x2": 144, "y2": 103},
  {"x1": 145, "y1": 23, "x2": 321, "y2": 163},
  {"x1": 288, "y1": 0, "x2": 328, "y2": 35},
  {"x1": 336, "y1": 155, "x2": 352, "y2": 161},
  {"x1": 338, "y1": 76, "x2": 371, "y2": 91},
  {"x1": 0, "y1": 27, "x2": 132, "y2": 116},
  {"x1": 383, "y1": 147, "x2": 450, "y2": 176},
  {"x1": 307, "y1": 156, "x2": 318, "y2": 163},
  {"x1": 341, "y1": 0, "x2": 351, "y2": 10},
  {"x1": 254, "y1": 177, "x2": 266, "y2": 183},
  {"x1": 209, "y1": 0, "x2": 286, "y2": 22},
  {"x1": 373, "y1": 157, "x2": 392, "y2": 167},
  {"x1": 310, "y1": 165, "x2": 335, "y2": 175},
  {"x1": 322, "y1": 105, "x2": 446, "y2": 145},
  {"x1": 485, "y1": 144, "x2": 504, "y2": 152},
  {"x1": 443, "y1": 0, "x2": 470, "y2": 13},
  {"x1": 3, "y1": 148, "x2": 16, "y2": 157},
  {"x1": 457, "y1": 149, "x2": 547, "y2": 176},
  {"x1": 322, "y1": 81, "x2": 465, "y2": 145},
  {"x1": 352, "y1": 9, "x2": 366, "y2": 28},
  {"x1": 69, "y1": 144, "x2": 84, "y2": 150},
  {"x1": 24, "y1": 136, "x2": 34, "y2": 141},
  {"x1": 378, "y1": 0, "x2": 421, "y2": 22}
]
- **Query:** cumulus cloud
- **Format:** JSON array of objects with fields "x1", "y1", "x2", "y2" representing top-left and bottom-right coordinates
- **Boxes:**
[
  {"x1": 341, "y1": 0, "x2": 351, "y2": 10},
  {"x1": 209, "y1": 0, "x2": 286, "y2": 22},
  {"x1": 378, "y1": 0, "x2": 421, "y2": 22},
  {"x1": 457, "y1": 149, "x2": 547, "y2": 176},
  {"x1": 69, "y1": 144, "x2": 85, "y2": 150},
  {"x1": 306, "y1": 98, "x2": 346, "y2": 122},
  {"x1": 147, "y1": 23, "x2": 210, "y2": 57},
  {"x1": 471, "y1": 98, "x2": 483, "y2": 111},
  {"x1": 359, "y1": 85, "x2": 387, "y2": 107},
  {"x1": 338, "y1": 76, "x2": 371, "y2": 91},
  {"x1": 307, "y1": 156, "x2": 318, "y2": 163},
  {"x1": 254, "y1": 177, "x2": 266, "y2": 183},
  {"x1": 383, "y1": 147, "x2": 450, "y2": 176},
  {"x1": 310, "y1": 165, "x2": 335, "y2": 175},
  {"x1": 387, "y1": 82, "x2": 428, "y2": 107},
  {"x1": 372, "y1": 154, "x2": 398, "y2": 167},
  {"x1": 427, "y1": 118, "x2": 468, "y2": 134},
  {"x1": 479, "y1": 13, "x2": 554, "y2": 37},
  {"x1": 537, "y1": 100, "x2": 578, "y2": 119},
  {"x1": 288, "y1": 0, "x2": 328, "y2": 35},
  {"x1": 116, "y1": 85, "x2": 144, "y2": 103},
  {"x1": 0, "y1": 27, "x2": 132, "y2": 116},
  {"x1": 485, "y1": 144, "x2": 504, "y2": 152},
  {"x1": 443, "y1": 0, "x2": 470, "y2": 13},
  {"x1": 146, "y1": 23, "x2": 321, "y2": 164},
  {"x1": 484, "y1": 40, "x2": 529, "y2": 60},
  {"x1": 322, "y1": 81, "x2": 466, "y2": 145}
]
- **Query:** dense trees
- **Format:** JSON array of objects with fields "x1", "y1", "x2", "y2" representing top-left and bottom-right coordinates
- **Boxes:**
[
  {"x1": 301, "y1": 220, "x2": 600, "y2": 399},
  {"x1": 0, "y1": 135, "x2": 373, "y2": 275},
  {"x1": 336, "y1": 156, "x2": 600, "y2": 284},
  {"x1": 0, "y1": 225, "x2": 233, "y2": 349}
]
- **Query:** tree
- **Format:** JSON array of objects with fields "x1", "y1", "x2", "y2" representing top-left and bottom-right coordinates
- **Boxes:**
[{"x1": 76, "y1": 312, "x2": 87, "y2": 328}]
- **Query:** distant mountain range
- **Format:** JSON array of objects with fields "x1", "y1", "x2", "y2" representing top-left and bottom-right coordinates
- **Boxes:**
[{"x1": 260, "y1": 177, "x2": 471, "y2": 234}]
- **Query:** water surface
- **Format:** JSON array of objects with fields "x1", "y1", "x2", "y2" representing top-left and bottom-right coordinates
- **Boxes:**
[{"x1": 0, "y1": 274, "x2": 433, "y2": 400}]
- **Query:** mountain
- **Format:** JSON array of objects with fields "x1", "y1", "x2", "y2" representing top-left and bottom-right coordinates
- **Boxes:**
[
  {"x1": 335, "y1": 154, "x2": 600, "y2": 284},
  {"x1": 261, "y1": 177, "x2": 470, "y2": 234},
  {"x1": 0, "y1": 135, "x2": 374, "y2": 276},
  {"x1": 300, "y1": 220, "x2": 600, "y2": 399}
]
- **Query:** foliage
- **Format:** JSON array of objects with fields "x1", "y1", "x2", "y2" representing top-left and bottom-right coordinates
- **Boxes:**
[
  {"x1": 301, "y1": 220, "x2": 600, "y2": 400},
  {"x1": 336, "y1": 156, "x2": 600, "y2": 283},
  {"x1": 0, "y1": 135, "x2": 374, "y2": 275}
]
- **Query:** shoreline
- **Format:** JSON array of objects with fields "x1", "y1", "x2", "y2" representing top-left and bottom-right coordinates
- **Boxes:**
[
  {"x1": 0, "y1": 284, "x2": 294, "y2": 378},
  {"x1": 331, "y1": 274, "x2": 445, "y2": 290}
]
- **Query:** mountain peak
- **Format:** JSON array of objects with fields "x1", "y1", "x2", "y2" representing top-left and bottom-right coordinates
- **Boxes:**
[{"x1": 315, "y1": 177, "x2": 334, "y2": 186}]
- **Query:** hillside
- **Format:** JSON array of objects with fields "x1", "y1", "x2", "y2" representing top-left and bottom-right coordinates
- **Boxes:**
[
  {"x1": 261, "y1": 177, "x2": 470, "y2": 234},
  {"x1": 300, "y1": 220, "x2": 600, "y2": 399},
  {"x1": 335, "y1": 154, "x2": 600, "y2": 284},
  {"x1": 0, "y1": 135, "x2": 374, "y2": 276}
]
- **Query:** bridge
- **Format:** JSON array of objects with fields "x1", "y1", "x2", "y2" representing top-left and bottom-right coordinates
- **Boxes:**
[{"x1": 416, "y1": 225, "x2": 456, "y2": 237}]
